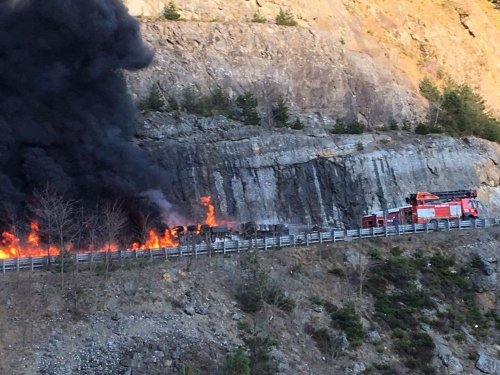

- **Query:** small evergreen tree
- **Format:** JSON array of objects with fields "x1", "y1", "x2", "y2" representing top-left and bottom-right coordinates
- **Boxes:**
[
  {"x1": 138, "y1": 85, "x2": 165, "y2": 112},
  {"x1": 236, "y1": 92, "x2": 260, "y2": 125},
  {"x1": 226, "y1": 348, "x2": 251, "y2": 375},
  {"x1": 273, "y1": 96, "x2": 289, "y2": 127},
  {"x1": 209, "y1": 87, "x2": 230, "y2": 115},
  {"x1": 275, "y1": 8, "x2": 298, "y2": 26},
  {"x1": 348, "y1": 120, "x2": 365, "y2": 134},
  {"x1": 331, "y1": 118, "x2": 347, "y2": 134},
  {"x1": 162, "y1": 0, "x2": 181, "y2": 20},
  {"x1": 251, "y1": 10, "x2": 267, "y2": 23}
]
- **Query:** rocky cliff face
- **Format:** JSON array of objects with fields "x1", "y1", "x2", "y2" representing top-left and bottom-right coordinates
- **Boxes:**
[
  {"x1": 138, "y1": 113, "x2": 500, "y2": 226},
  {"x1": 126, "y1": 21, "x2": 425, "y2": 127},
  {"x1": 124, "y1": 0, "x2": 500, "y2": 117},
  {"x1": 122, "y1": 1, "x2": 500, "y2": 225}
]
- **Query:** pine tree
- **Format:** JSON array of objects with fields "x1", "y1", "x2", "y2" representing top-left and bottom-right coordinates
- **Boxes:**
[
  {"x1": 275, "y1": 8, "x2": 298, "y2": 26},
  {"x1": 273, "y1": 96, "x2": 289, "y2": 127},
  {"x1": 162, "y1": 0, "x2": 181, "y2": 20}
]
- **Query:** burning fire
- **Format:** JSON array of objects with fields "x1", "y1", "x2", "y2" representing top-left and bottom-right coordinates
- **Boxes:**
[
  {"x1": 0, "y1": 195, "x2": 221, "y2": 260},
  {"x1": 0, "y1": 221, "x2": 59, "y2": 259},
  {"x1": 201, "y1": 195, "x2": 217, "y2": 227}
]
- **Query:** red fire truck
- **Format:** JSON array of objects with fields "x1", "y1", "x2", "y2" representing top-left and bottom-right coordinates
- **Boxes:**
[{"x1": 362, "y1": 189, "x2": 479, "y2": 228}]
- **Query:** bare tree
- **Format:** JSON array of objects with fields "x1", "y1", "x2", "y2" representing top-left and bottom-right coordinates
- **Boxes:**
[
  {"x1": 101, "y1": 200, "x2": 128, "y2": 275},
  {"x1": 357, "y1": 252, "x2": 371, "y2": 299},
  {"x1": 32, "y1": 185, "x2": 80, "y2": 289}
]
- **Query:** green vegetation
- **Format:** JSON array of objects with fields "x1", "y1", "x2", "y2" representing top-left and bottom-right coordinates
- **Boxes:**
[
  {"x1": 180, "y1": 365, "x2": 197, "y2": 375},
  {"x1": 236, "y1": 92, "x2": 261, "y2": 125},
  {"x1": 310, "y1": 328, "x2": 335, "y2": 356},
  {"x1": 330, "y1": 118, "x2": 365, "y2": 134},
  {"x1": 251, "y1": 10, "x2": 267, "y2": 23},
  {"x1": 419, "y1": 78, "x2": 500, "y2": 142},
  {"x1": 138, "y1": 85, "x2": 165, "y2": 112},
  {"x1": 162, "y1": 0, "x2": 181, "y2": 20},
  {"x1": 331, "y1": 303, "x2": 366, "y2": 346},
  {"x1": 275, "y1": 8, "x2": 298, "y2": 26},
  {"x1": 244, "y1": 335, "x2": 278, "y2": 375},
  {"x1": 236, "y1": 253, "x2": 295, "y2": 313},
  {"x1": 272, "y1": 96, "x2": 290, "y2": 128},
  {"x1": 226, "y1": 348, "x2": 251, "y2": 375}
]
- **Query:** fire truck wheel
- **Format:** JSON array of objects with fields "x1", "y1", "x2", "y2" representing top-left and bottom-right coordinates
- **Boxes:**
[
  {"x1": 429, "y1": 219, "x2": 438, "y2": 229},
  {"x1": 449, "y1": 218, "x2": 459, "y2": 228}
]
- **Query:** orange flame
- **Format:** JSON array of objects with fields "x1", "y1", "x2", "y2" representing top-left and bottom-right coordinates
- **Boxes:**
[
  {"x1": 0, "y1": 195, "x2": 223, "y2": 260},
  {"x1": 201, "y1": 195, "x2": 217, "y2": 226},
  {"x1": 0, "y1": 222, "x2": 60, "y2": 259},
  {"x1": 130, "y1": 228, "x2": 179, "y2": 250}
]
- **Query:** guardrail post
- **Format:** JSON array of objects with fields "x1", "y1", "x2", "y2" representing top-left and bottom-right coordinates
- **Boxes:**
[
  {"x1": 291, "y1": 234, "x2": 295, "y2": 247},
  {"x1": 223, "y1": 241, "x2": 226, "y2": 254},
  {"x1": 425, "y1": 223, "x2": 429, "y2": 233},
  {"x1": 332, "y1": 230, "x2": 336, "y2": 243},
  {"x1": 278, "y1": 236, "x2": 281, "y2": 248},
  {"x1": 384, "y1": 225, "x2": 388, "y2": 237},
  {"x1": 16, "y1": 257, "x2": 20, "y2": 272},
  {"x1": 358, "y1": 228, "x2": 362, "y2": 238},
  {"x1": 473, "y1": 220, "x2": 477, "y2": 229},
  {"x1": 371, "y1": 227, "x2": 374, "y2": 237},
  {"x1": 306, "y1": 233, "x2": 309, "y2": 246},
  {"x1": 75, "y1": 254, "x2": 78, "y2": 272},
  {"x1": 264, "y1": 238, "x2": 267, "y2": 251},
  {"x1": 319, "y1": 232, "x2": 323, "y2": 243},
  {"x1": 2, "y1": 260, "x2": 5, "y2": 273},
  {"x1": 237, "y1": 240, "x2": 240, "y2": 253},
  {"x1": 458, "y1": 219, "x2": 462, "y2": 230},
  {"x1": 31, "y1": 257, "x2": 34, "y2": 272}
]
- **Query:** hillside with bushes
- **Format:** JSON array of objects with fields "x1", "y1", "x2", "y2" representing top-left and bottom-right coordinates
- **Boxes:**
[{"x1": 1, "y1": 228, "x2": 499, "y2": 374}]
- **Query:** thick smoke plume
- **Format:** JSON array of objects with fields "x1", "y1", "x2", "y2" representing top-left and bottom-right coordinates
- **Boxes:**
[{"x1": 0, "y1": 0, "x2": 164, "y2": 221}]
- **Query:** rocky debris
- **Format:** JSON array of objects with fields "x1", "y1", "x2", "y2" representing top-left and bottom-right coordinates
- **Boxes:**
[
  {"x1": 231, "y1": 312, "x2": 242, "y2": 321},
  {"x1": 476, "y1": 353, "x2": 500, "y2": 374},
  {"x1": 435, "y1": 338, "x2": 464, "y2": 374},
  {"x1": 346, "y1": 362, "x2": 367, "y2": 374},
  {"x1": 366, "y1": 330, "x2": 382, "y2": 344},
  {"x1": 472, "y1": 255, "x2": 498, "y2": 293},
  {"x1": 123, "y1": 281, "x2": 137, "y2": 297},
  {"x1": 343, "y1": 249, "x2": 367, "y2": 268}
]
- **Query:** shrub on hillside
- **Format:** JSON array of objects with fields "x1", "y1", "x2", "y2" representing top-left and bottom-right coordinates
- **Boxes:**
[
  {"x1": 226, "y1": 348, "x2": 251, "y2": 375},
  {"x1": 275, "y1": 8, "x2": 298, "y2": 26},
  {"x1": 252, "y1": 10, "x2": 267, "y2": 23},
  {"x1": 236, "y1": 92, "x2": 261, "y2": 125},
  {"x1": 330, "y1": 303, "x2": 366, "y2": 346}
]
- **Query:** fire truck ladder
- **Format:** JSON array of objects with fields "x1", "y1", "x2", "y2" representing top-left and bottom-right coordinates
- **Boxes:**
[
  {"x1": 406, "y1": 189, "x2": 477, "y2": 204},
  {"x1": 429, "y1": 190, "x2": 477, "y2": 201}
]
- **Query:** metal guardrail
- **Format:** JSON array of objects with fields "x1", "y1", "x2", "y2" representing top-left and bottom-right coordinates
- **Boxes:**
[{"x1": 1, "y1": 218, "x2": 499, "y2": 273}]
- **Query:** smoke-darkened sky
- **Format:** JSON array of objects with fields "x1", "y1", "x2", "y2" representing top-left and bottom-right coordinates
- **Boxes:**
[{"x1": 0, "y1": 0, "x2": 164, "y2": 218}]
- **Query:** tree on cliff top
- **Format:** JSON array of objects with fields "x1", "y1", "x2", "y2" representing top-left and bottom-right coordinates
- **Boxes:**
[
  {"x1": 275, "y1": 8, "x2": 298, "y2": 26},
  {"x1": 162, "y1": 0, "x2": 181, "y2": 20},
  {"x1": 419, "y1": 78, "x2": 500, "y2": 142}
]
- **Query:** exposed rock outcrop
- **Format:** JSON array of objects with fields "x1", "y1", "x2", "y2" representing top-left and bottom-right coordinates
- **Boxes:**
[{"x1": 138, "y1": 113, "x2": 500, "y2": 226}]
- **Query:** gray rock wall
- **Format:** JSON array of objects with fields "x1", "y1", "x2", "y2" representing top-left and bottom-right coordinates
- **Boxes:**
[{"x1": 138, "y1": 114, "x2": 500, "y2": 227}]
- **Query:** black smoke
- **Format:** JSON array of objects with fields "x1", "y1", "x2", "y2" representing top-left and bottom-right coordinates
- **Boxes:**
[{"x1": 0, "y1": 0, "x2": 164, "y2": 220}]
